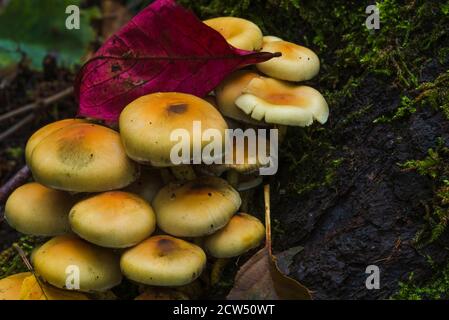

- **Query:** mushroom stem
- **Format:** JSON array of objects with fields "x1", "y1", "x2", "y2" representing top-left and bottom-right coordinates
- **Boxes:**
[
  {"x1": 170, "y1": 165, "x2": 197, "y2": 181},
  {"x1": 226, "y1": 170, "x2": 240, "y2": 188},
  {"x1": 239, "y1": 189, "x2": 255, "y2": 212},
  {"x1": 210, "y1": 258, "x2": 230, "y2": 286}
]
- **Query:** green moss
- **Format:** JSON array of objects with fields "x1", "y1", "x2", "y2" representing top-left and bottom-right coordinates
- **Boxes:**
[
  {"x1": 375, "y1": 71, "x2": 449, "y2": 123},
  {"x1": 398, "y1": 139, "x2": 449, "y2": 246},
  {"x1": 0, "y1": 236, "x2": 41, "y2": 279},
  {"x1": 393, "y1": 266, "x2": 449, "y2": 300}
]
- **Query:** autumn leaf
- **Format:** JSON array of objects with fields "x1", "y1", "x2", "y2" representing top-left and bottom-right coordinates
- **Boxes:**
[
  {"x1": 227, "y1": 185, "x2": 312, "y2": 300},
  {"x1": 75, "y1": 0, "x2": 278, "y2": 122},
  {"x1": 19, "y1": 275, "x2": 88, "y2": 300}
]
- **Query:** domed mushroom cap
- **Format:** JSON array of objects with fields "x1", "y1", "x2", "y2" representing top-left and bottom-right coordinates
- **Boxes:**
[
  {"x1": 25, "y1": 118, "x2": 86, "y2": 164},
  {"x1": 153, "y1": 176, "x2": 241, "y2": 237},
  {"x1": 32, "y1": 235, "x2": 122, "y2": 292},
  {"x1": 119, "y1": 92, "x2": 228, "y2": 167},
  {"x1": 0, "y1": 272, "x2": 31, "y2": 300},
  {"x1": 203, "y1": 17, "x2": 263, "y2": 51},
  {"x1": 235, "y1": 76, "x2": 329, "y2": 126},
  {"x1": 123, "y1": 168, "x2": 162, "y2": 203},
  {"x1": 29, "y1": 123, "x2": 139, "y2": 192},
  {"x1": 256, "y1": 40, "x2": 320, "y2": 81},
  {"x1": 69, "y1": 191, "x2": 156, "y2": 248},
  {"x1": 215, "y1": 70, "x2": 265, "y2": 125},
  {"x1": 204, "y1": 213, "x2": 265, "y2": 258},
  {"x1": 5, "y1": 182, "x2": 74, "y2": 236},
  {"x1": 120, "y1": 235, "x2": 206, "y2": 286}
]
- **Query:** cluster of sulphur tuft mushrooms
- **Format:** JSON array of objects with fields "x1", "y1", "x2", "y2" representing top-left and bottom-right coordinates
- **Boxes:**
[{"x1": 0, "y1": 16, "x2": 328, "y2": 300}]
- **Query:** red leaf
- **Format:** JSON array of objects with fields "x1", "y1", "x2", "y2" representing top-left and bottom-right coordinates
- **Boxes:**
[{"x1": 75, "y1": 0, "x2": 278, "y2": 122}]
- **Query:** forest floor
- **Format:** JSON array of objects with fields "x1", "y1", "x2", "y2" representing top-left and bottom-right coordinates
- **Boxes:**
[{"x1": 1, "y1": 0, "x2": 449, "y2": 299}]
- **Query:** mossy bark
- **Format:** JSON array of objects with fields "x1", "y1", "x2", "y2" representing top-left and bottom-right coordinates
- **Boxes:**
[{"x1": 181, "y1": 0, "x2": 449, "y2": 299}]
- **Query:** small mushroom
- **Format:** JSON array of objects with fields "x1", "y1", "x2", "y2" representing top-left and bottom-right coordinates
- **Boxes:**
[
  {"x1": 28, "y1": 122, "x2": 139, "y2": 192},
  {"x1": 152, "y1": 176, "x2": 241, "y2": 237},
  {"x1": 0, "y1": 272, "x2": 31, "y2": 300},
  {"x1": 235, "y1": 76, "x2": 329, "y2": 126},
  {"x1": 204, "y1": 213, "x2": 265, "y2": 258},
  {"x1": 256, "y1": 38, "x2": 320, "y2": 81},
  {"x1": 5, "y1": 182, "x2": 75, "y2": 236},
  {"x1": 32, "y1": 235, "x2": 122, "y2": 292},
  {"x1": 69, "y1": 191, "x2": 156, "y2": 248},
  {"x1": 25, "y1": 118, "x2": 86, "y2": 164},
  {"x1": 215, "y1": 70, "x2": 266, "y2": 125},
  {"x1": 119, "y1": 92, "x2": 228, "y2": 179},
  {"x1": 120, "y1": 235, "x2": 206, "y2": 286},
  {"x1": 203, "y1": 17, "x2": 263, "y2": 51}
]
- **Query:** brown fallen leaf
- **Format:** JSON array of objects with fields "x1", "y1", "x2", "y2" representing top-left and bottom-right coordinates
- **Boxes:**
[{"x1": 227, "y1": 185, "x2": 312, "y2": 300}]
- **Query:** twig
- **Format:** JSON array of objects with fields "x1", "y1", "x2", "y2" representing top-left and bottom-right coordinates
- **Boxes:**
[
  {"x1": 0, "y1": 87, "x2": 73, "y2": 123},
  {"x1": 0, "y1": 113, "x2": 35, "y2": 142},
  {"x1": 13, "y1": 244, "x2": 48, "y2": 300},
  {"x1": 0, "y1": 165, "x2": 30, "y2": 206}
]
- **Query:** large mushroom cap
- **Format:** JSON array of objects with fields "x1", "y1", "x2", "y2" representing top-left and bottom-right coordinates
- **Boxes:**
[
  {"x1": 215, "y1": 70, "x2": 265, "y2": 125},
  {"x1": 204, "y1": 213, "x2": 265, "y2": 258},
  {"x1": 0, "y1": 272, "x2": 31, "y2": 300},
  {"x1": 25, "y1": 118, "x2": 86, "y2": 164},
  {"x1": 120, "y1": 235, "x2": 206, "y2": 286},
  {"x1": 203, "y1": 17, "x2": 263, "y2": 51},
  {"x1": 29, "y1": 123, "x2": 139, "y2": 192},
  {"x1": 256, "y1": 39, "x2": 320, "y2": 81},
  {"x1": 235, "y1": 76, "x2": 329, "y2": 126},
  {"x1": 69, "y1": 191, "x2": 156, "y2": 248},
  {"x1": 5, "y1": 182, "x2": 75, "y2": 236},
  {"x1": 119, "y1": 92, "x2": 228, "y2": 167},
  {"x1": 32, "y1": 235, "x2": 122, "y2": 292},
  {"x1": 153, "y1": 176, "x2": 241, "y2": 237}
]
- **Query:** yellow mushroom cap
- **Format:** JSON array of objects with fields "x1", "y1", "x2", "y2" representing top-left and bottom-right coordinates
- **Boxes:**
[
  {"x1": 204, "y1": 213, "x2": 265, "y2": 258},
  {"x1": 29, "y1": 123, "x2": 139, "y2": 192},
  {"x1": 5, "y1": 182, "x2": 74, "y2": 236},
  {"x1": 153, "y1": 176, "x2": 241, "y2": 237},
  {"x1": 69, "y1": 191, "x2": 156, "y2": 248},
  {"x1": 235, "y1": 76, "x2": 329, "y2": 126},
  {"x1": 256, "y1": 40, "x2": 320, "y2": 81},
  {"x1": 123, "y1": 167, "x2": 163, "y2": 203},
  {"x1": 120, "y1": 235, "x2": 206, "y2": 286},
  {"x1": 25, "y1": 118, "x2": 86, "y2": 164},
  {"x1": 215, "y1": 70, "x2": 265, "y2": 125},
  {"x1": 203, "y1": 17, "x2": 263, "y2": 51},
  {"x1": 32, "y1": 235, "x2": 122, "y2": 292},
  {"x1": 0, "y1": 272, "x2": 31, "y2": 300},
  {"x1": 119, "y1": 92, "x2": 228, "y2": 167}
]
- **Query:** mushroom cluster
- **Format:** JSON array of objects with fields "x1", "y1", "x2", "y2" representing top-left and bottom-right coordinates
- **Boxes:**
[{"x1": 1, "y1": 16, "x2": 328, "y2": 300}]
